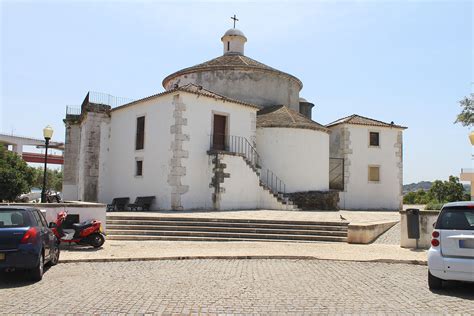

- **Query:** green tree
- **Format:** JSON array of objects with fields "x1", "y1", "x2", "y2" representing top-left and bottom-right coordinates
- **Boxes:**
[
  {"x1": 403, "y1": 176, "x2": 468, "y2": 205},
  {"x1": 454, "y1": 94, "x2": 474, "y2": 127},
  {"x1": 0, "y1": 146, "x2": 35, "y2": 201},
  {"x1": 428, "y1": 176, "x2": 466, "y2": 203},
  {"x1": 31, "y1": 167, "x2": 63, "y2": 192}
]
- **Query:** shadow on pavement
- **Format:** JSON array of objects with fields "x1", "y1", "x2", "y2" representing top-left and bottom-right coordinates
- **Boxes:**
[
  {"x1": 59, "y1": 244, "x2": 103, "y2": 252},
  {"x1": 430, "y1": 281, "x2": 474, "y2": 299},
  {"x1": 0, "y1": 266, "x2": 52, "y2": 289}
]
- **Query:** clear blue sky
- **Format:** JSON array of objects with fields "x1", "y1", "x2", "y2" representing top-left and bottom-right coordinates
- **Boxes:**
[{"x1": 1, "y1": 0, "x2": 472, "y2": 184}]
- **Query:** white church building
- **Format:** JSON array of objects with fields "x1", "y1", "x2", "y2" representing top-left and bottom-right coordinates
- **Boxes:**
[{"x1": 62, "y1": 27, "x2": 406, "y2": 211}]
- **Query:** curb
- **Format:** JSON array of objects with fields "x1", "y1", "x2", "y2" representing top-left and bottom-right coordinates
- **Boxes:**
[{"x1": 59, "y1": 255, "x2": 427, "y2": 266}]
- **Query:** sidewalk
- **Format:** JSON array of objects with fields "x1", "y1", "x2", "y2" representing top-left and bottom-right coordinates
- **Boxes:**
[{"x1": 59, "y1": 240, "x2": 427, "y2": 265}]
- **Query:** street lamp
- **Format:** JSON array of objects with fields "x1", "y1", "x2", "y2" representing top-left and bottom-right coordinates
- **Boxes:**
[
  {"x1": 469, "y1": 131, "x2": 474, "y2": 146},
  {"x1": 41, "y1": 125, "x2": 54, "y2": 203}
]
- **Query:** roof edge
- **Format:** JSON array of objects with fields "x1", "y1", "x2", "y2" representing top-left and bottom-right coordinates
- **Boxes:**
[
  {"x1": 111, "y1": 85, "x2": 262, "y2": 113},
  {"x1": 162, "y1": 64, "x2": 303, "y2": 91},
  {"x1": 257, "y1": 124, "x2": 331, "y2": 134},
  {"x1": 326, "y1": 114, "x2": 407, "y2": 130}
]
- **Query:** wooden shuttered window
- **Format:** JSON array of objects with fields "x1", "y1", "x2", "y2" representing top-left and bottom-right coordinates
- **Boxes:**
[
  {"x1": 368, "y1": 166, "x2": 380, "y2": 182},
  {"x1": 136, "y1": 116, "x2": 145, "y2": 150},
  {"x1": 369, "y1": 132, "x2": 380, "y2": 147}
]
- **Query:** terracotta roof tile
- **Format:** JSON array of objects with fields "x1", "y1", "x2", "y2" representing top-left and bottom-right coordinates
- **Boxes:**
[
  {"x1": 257, "y1": 105, "x2": 330, "y2": 133},
  {"x1": 162, "y1": 54, "x2": 302, "y2": 88},
  {"x1": 111, "y1": 84, "x2": 261, "y2": 112},
  {"x1": 326, "y1": 114, "x2": 407, "y2": 129}
]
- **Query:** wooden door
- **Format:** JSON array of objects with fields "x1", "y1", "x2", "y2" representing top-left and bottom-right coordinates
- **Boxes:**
[{"x1": 212, "y1": 115, "x2": 227, "y2": 150}]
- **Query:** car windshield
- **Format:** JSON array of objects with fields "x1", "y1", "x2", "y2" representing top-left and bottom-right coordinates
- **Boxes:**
[
  {"x1": 436, "y1": 206, "x2": 474, "y2": 230},
  {"x1": 0, "y1": 210, "x2": 30, "y2": 228}
]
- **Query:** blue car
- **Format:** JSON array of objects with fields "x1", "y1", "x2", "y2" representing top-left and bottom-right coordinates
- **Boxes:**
[{"x1": 0, "y1": 206, "x2": 60, "y2": 281}]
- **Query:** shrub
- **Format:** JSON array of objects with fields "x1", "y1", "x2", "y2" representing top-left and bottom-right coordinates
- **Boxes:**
[
  {"x1": 0, "y1": 146, "x2": 35, "y2": 201},
  {"x1": 425, "y1": 202, "x2": 444, "y2": 210}
]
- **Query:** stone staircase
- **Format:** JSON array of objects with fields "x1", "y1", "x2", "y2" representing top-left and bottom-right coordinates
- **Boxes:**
[{"x1": 106, "y1": 216, "x2": 348, "y2": 242}]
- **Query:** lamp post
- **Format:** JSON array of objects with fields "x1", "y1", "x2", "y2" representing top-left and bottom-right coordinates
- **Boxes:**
[{"x1": 41, "y1": 125, "x2": 54, "y2": 203}]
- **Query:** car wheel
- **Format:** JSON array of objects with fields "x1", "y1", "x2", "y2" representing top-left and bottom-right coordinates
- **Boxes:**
[
  {"x1": 30, "y1": 253, "x2": 44, "y2": 282},
  {"x1": 428, "y1": 271, "x2": 443, "y2": 290},
  {"x1": 90, "y1": 233, "x2": 105, "y2": 248},
  {"x1": 47, "y1": 244, "x2": 60, "y2": 266}
]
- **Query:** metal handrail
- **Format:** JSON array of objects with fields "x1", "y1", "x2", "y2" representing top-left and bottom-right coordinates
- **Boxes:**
[
  {"x1": 262, "y1": 168, "x2": 286, "y2": 195},
  {"x1": 209, "y1": 133, "x2": 287, "y2": 195},
  {"x1": 210, "y1": 134, "x2": 261, "y2": 168}
]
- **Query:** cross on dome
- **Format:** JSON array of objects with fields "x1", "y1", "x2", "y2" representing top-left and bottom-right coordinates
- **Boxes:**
[{"x1": 231, "y1": 14, "x2": 239, "y2": 28}]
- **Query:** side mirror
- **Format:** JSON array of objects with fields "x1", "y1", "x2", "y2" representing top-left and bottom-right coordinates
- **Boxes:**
[{"x1": 48, "y1": 222, "x2": 57, "y2": 228}]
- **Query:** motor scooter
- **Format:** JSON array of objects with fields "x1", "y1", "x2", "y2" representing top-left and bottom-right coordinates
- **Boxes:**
[{"x1": 51, "y1": 210, "x2": 105, "y2": 248}]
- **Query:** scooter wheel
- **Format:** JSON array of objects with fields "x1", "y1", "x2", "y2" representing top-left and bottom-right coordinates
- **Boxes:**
[{"x1": 90, "y1": 233, "x2": 105, "y2": 248}]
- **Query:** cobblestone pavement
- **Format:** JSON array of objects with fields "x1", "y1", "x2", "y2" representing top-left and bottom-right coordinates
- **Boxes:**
[
  {"x1": 373, "y1": 222, "x2": 401, "y2": 245},
  {"x1": 1, "y1": 259, "x2": 472, "y2": 314}
]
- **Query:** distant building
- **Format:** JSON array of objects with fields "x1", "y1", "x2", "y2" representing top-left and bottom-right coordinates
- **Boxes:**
[{"x1": 62, "y1": 27, "x2": 406, "y2": 211}]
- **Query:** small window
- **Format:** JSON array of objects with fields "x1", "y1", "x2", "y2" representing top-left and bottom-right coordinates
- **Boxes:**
[
  {"x1": 136, "y1": 116, "x2": 145, "y2": 150},
  {"x1": 368, "y1": 166, "x2": 380, "y2": 182},
  {"x1": 136, "y1": 160, "x2": 143, "y2": 176},
  {"x1": 227, "y1": 41, "x2": 230, "y2": 51},
  {"x1": 369, "y1": 132, "x2": 380, "y2": 147}
]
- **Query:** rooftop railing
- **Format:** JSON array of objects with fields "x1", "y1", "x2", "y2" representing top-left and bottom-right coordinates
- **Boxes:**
[{"x1": 88, "y1": 91, "x2": 134, "y2": 108}]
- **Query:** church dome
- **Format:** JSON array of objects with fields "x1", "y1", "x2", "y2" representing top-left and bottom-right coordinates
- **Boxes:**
[
  {"x1": 221, "y1": 28, "x2": 247, "y2": 40},
  {"x1": 162, "y1": 28, "x2": 303, "y2": 110}
]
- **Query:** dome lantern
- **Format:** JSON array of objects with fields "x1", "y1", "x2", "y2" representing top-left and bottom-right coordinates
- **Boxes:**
[{"x1": 221, "y1": 28, "x2": 247, "y2": 56}]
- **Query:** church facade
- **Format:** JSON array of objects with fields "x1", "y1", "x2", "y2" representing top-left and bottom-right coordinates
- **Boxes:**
[{"x1": 62, "y1": 28, "x2": 406, "y2": 211}]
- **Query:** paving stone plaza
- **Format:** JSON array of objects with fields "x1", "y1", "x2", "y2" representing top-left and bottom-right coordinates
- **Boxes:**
[{"x1": 1, "y1": 259, "x2": 473, "y2": 314}]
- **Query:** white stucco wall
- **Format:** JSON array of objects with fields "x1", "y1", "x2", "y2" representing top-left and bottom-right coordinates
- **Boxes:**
[
  {"x1": 256, "y1": 127, "x2": 330, "y2": 192},
  {"x1": 100, "y1": 94, "x2": 175, "y2": 210},
  {"x1": 98, "y1": 91, "x2": 258, "y2": 211},
  {"x1": 164, "y1": 69, "x2": 301, "y2": 111},
  {"x1": 219, "y1": 154, "x2": 293, "y2": 210},
  {"x1": 179, "y1": 93, "x2": 257, "y2": 210},
  {"x1": 335, "y1": 125, "x2": 403, "y2": 211}
]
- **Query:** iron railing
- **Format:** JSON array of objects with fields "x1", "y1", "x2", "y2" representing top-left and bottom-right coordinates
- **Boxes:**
[
  {"x1": 329, "y1": 157, "x2": 344, "y2": 191},
  {"x1": 210, "y1": 134, "x2": 261, "y2": 168},
  {"x1": 88, "y1": 91, "x2": 134, "y2": 108},
  {"x1": 262, "y1": 169, "x2": 286, "y2": 194},
  {"x1": 209, "y1": 134, "x2": 287, "y2": 195},
  {"x1": 66, "y1": 106, "x2": 81, "y2": 116}
]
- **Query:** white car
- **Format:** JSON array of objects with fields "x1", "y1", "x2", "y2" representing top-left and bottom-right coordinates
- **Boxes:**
[{"x1": 427, "y1": 201, "x2": 474, "y2": 290}]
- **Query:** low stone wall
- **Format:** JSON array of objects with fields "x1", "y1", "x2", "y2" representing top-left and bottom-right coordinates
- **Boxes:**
[
  {"x1": 0, "y1": 202, "x2": 107, "y2": 233},
  {"x1": 400, "y1": 210, "x2": 439, "y2": 249},
  {"x1": 286, "y1": 191, "x2": 339, "y2": 210},
  {"x1": 348, "y1": 220, "x2": 398, "y2": 244}
]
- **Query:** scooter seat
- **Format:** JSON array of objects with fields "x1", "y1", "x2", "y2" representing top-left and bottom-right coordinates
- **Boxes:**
[{"x1": 73, "y1": 220, "x2": 94, "y2": 230}]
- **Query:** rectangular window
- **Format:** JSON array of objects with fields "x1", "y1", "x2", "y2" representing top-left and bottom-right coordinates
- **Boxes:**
[
  {"x1": 369, "y1": 132, "x2": 380, "y2": 147},
  {"x1": 136, "y1": 160, "x2": 143, "y2": 176},
  {"x1": 135, "y1": 116, "x2": 145, "y2": 150},
  {"x1": 368, "y1": 166, "x2": 380, "y2": 182}
]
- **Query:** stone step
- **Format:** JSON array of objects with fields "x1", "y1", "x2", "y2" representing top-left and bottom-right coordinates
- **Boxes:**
[
  {"x1": 106, "y1": 220, "x2": 348, "y2": 231},
  {"x1": 106, "y1": 229, "x2": 347, "y2": 242},
  {"x1": 107, "y1": 235, "x2": 344, "y2": 243},
  {"x1": 106, "y1": 216, "x2": 349, "y2": 227},
  {"x1": 106, "y1": 224, "x2": 348, "y2": 236}
]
